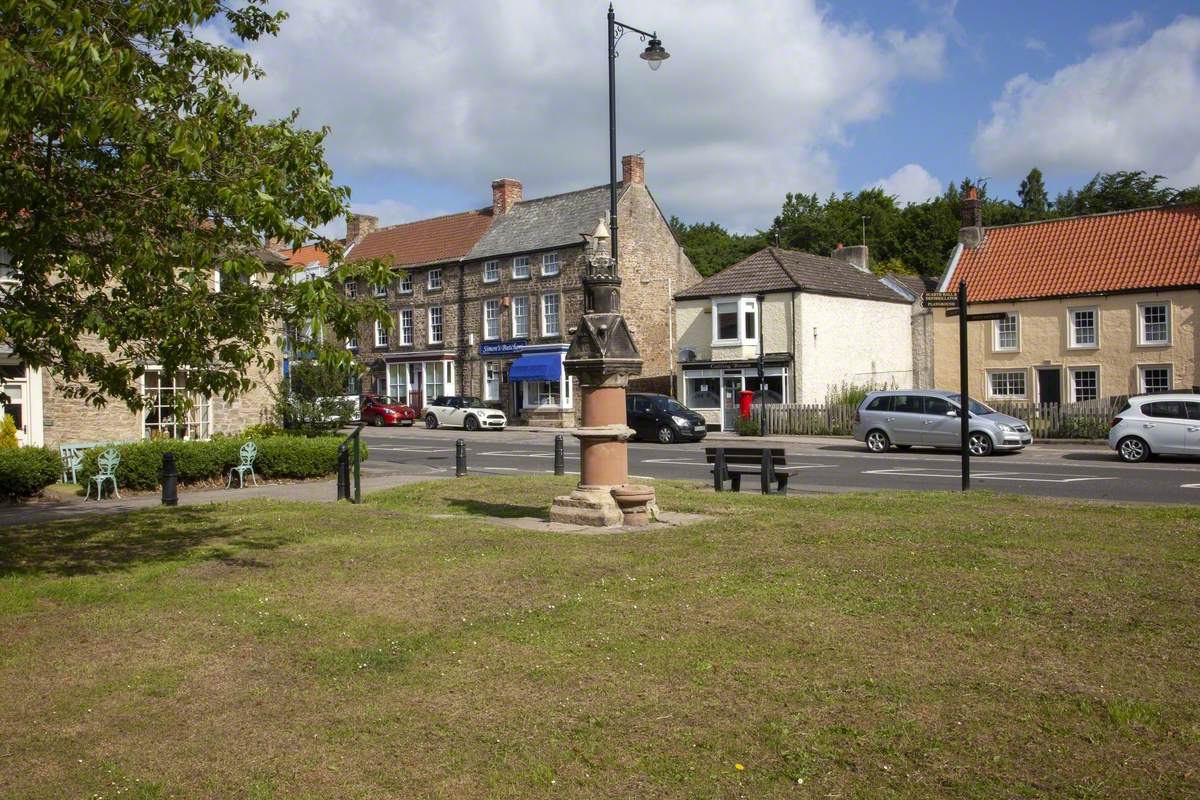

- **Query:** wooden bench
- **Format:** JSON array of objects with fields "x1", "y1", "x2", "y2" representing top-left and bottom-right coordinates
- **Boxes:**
[{"x1": 705, "y1": 447, "x2": 798, "y2": 494}]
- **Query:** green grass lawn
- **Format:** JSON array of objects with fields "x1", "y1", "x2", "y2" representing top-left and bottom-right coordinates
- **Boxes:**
[{"x1": 1, "y1": 478, "x2": 1198, "y2": 799}]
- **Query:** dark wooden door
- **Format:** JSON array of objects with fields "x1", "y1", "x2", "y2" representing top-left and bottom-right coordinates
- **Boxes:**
[{"x1": 1037, "y1": 368, "x2": 1061, "y2": 405}]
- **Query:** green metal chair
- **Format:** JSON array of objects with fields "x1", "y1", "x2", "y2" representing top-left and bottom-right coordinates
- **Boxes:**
[
  {"x1": 85, "y1": 448, "x2": 121, "y2": 500},
  {"x1": 227, "y1": 441, "x2": 258, "y2": 488}
]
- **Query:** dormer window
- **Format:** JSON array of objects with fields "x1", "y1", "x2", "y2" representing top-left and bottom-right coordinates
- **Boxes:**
[{"x1": 712, "y1": 296, "x2": 759, "y2": 346}]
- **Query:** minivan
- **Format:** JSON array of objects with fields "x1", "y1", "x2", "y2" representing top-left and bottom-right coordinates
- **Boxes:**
[
  {"x1": 1107, "y1": 393, "x2": 1200, "y2": 462},
  {"x1": 627, "y1": 393, "x2": 707, "y2": 444},
  {"x1": 853, "y1": 389, "x2": 1031, "y2": 455}
]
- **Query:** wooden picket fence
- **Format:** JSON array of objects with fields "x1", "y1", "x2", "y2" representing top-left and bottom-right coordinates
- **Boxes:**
[{"x1": 752, "y1": 396, "x2": 1124, "y2": 439}]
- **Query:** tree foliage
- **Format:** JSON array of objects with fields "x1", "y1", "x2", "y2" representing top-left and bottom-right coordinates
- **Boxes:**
[
  {"x1": 0, "y1": 0, "x2": 391, "y2": 410},
  {"x1": 274, "y1": 360, "x2": 360, "y2": 437},
  {"x1": 674, "y1": 169, "x2": 1200, "y2": 280}
]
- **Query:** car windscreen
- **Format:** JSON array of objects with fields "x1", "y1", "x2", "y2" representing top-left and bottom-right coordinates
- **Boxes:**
[
  {"x1": 947, "y1": 394, "x2": 997, "y2": 415},
  {"x1": 461, "y1": 397, "x2": 486, "y2": 408},
  {"x1": 655, "y1": 398, "x2": 691, "y2": 415},
  {"x1": 373, "y1": 396, "x2": 398, "y2": 405}
]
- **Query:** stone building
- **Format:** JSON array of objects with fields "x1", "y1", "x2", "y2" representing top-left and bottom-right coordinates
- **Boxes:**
[
  {"x1": 343, "y1": 155, "x2": 700, "y2": 426},
  {"x1": 1, "y1": 248, "x2": 285, "y2": 449}
]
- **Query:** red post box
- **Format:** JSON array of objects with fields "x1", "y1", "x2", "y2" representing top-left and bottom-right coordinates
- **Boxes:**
[{"x1": 737, "y1": 390, "x2": 755, "y2": 420}]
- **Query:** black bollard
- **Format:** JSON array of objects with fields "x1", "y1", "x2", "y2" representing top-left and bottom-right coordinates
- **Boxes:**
[
  {"x1": 553, "y1": 434, "x2": 565, "y2": 476},
  {"x1": 161, "y1": 451, "x2": 178, "y2": 506},
  {"x1": 456, "y1": 439, "x2": 467, "y2": 477}
]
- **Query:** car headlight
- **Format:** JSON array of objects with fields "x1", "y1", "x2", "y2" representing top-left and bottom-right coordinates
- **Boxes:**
[
  {"x1": 996, "y1": 423, "x2": 1014, "y2": 432},
  {"x1": 671, "y1": 415, "x2": 689, "y2": 426}
]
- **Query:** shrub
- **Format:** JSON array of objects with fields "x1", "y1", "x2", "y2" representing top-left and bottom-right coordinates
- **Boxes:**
[
  {"x1": 734, "y1": 417, "x2": 761, "y2": 437},
  {"x1": 0, "y1": 447, "x2": 62, "y2": 500},
  {"x1": 242, "y1": 422, "x2": 286, "y2": 439},
  {"x1": 0, "y1": 414, "x2": 18, "y2": 449},
  {"x1": 76, "y1": 435, "x2": 363, "y2": 490}
]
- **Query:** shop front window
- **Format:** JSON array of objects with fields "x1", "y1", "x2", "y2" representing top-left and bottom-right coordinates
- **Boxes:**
[
  {"x1": 484, "y1": 361, "x2": 501, "y2": 401},
  {"x1": 685, "y1": 377, "x2": 720, "y2": 408},
  {"x1": 387, "y1": 364, "x2": 407, "y2": 401}
]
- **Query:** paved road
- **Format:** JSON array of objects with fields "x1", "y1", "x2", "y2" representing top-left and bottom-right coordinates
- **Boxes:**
[{"x1": 360, "y1": 426, "x2": 1200, "y2": 505}]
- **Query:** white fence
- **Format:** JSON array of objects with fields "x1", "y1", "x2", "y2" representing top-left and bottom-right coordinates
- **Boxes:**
[{"x1": 751, "y1": 397, "x2": 1125, "y2": 439}]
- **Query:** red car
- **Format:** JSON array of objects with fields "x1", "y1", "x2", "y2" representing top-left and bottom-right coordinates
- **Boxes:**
[{"x1": 361, "y1": 395, "x2": 417, "y2": 427}]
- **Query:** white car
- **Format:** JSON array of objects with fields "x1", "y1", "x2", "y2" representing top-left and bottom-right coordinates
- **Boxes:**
[
  {"x1": 1108, "y1": 392, "x2": 1200, "y2": 462},
  {"x1": 422, "y1": 395, "x2": 507, "y2": 431}
]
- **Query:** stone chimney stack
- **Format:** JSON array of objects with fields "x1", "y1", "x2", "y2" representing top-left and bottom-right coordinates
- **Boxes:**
[
  {"x1": 621, "y1": 154, "x2": 645, "y2": 186},
  {"x1": 958, "y1": 186, "x2": 985, "y2": 249},
  {"x1": 264, "y1": 235, "x2": 290, "y2": 253},
  {"x1": 831, "y1": 243, "x2": 870, "y2": 273},
  {"x1": 491, "y1": 178, "x2": 523, "y2": 215},
  {"x1": 346, "y1": 213, "x2": 379, "y2": 245}
]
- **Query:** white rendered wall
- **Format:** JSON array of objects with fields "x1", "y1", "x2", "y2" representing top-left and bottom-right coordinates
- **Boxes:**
[{"x1": 796, "y1": 293, "x2": 913, "y2": 403}]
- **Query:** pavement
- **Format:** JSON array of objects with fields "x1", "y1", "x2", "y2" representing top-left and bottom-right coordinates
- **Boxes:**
[{"x1": 4, "y1": 425, "x2": 1197, "y2": 527}]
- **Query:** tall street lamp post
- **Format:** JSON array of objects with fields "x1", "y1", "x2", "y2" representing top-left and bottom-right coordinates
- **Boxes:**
[{"x1": 549, "y1": 4, "x2": 669, "y2": 528}]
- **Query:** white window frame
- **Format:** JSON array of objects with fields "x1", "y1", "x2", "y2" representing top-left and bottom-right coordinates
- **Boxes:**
[
  {"x1": 512, "y1": 256, "x2": 530, "y2": 280},
  {"x1": 1137, "y1": 302, "x2": 1170, "y2": 346},
  {"x1": 372, "y1": 283, "x2": 388, "y2": 298},
  {"x1": 484, "y1": 360, "x2": 501, "y2": 401},
  {"x1": 512, "y1": 295, "x2": 530, "y2": 337},
  {"x1": 987, "y1": 369, "x2": 1027, "y2": 399},
  {"x1": 398, "y1": 273, "x2": 413, "y2": 294},
  {"x1": 398, "y1": 309, "x2": 413, "y2": 346},
  {"x1": 428, "y1": 305, "x2": 443, "y2": 345},
  {"x1": 711, "y1": 296, "x2": 759, "y2": 345},
  {"x1": 142, "y1": 369, "x2": 211, "y2": 441},
  {"x1": 483, "y1": 298, "x2": 501, "y2": 341},
  {"x1": 541, "y1": 293, "x2": 560, "y2": 337},
  {"x1": 344, "y1": 279, "x2": 358, "y2": 298},
  {"x1": 427, "y1": 268, "x2": 442, "y2": 291},
  {"x1": 1068, "y1": 366, "x2": 1100, "y2": 403},
  {"x1": 1067, "y1": 307, "x2": 1099, "y2": 349},
  {"x1": 345, "y1": 333, "x2": 358, "y2": 351},
  {"x1": 1138, "y1": 364, "x2": 1172, "y2": 394},
  {"x1": 387, "y1": 363, "x2": 408, "y2": 401},
  {"x1": 541, "y1": 252, "x2": 561, "y2": 276},
  {"x1": 483, "y1": 260, "x2": 500, "y2": 283},
  {"x1": 992, "y1": 313, "x2": 1019, "y2": 352},
  {"x1": 374, "y1": 319, "x2": 389, "y2": 348}
]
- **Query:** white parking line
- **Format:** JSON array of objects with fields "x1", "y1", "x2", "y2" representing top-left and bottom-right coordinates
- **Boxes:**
[
  {"x1": 476, "y1": 450, "x2": 579, "y2": 460},
  {"x1": 863, "y1": 467, "x2": 1115, "y2": 484}
]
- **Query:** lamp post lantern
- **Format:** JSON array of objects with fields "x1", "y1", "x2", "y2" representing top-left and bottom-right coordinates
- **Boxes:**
[{"x1": 549, "y1": 4, "x2": 668, "y2": 528}]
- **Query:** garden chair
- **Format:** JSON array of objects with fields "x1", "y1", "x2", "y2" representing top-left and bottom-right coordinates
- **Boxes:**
[
  {"x1": 227, "y1": 441, "x2": 259, "y2": 488},
  {"x1": 84, "y1": 448, "x2": 121, "y2": 500},
  {"x1": 59, "y1": 444, "x2": 86, "y2": 484}
]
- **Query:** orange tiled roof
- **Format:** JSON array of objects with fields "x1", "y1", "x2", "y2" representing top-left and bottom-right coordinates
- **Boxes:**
[
  {"x1": 951, "y1": 205, "x2": 1200, "y2": 303},
  {"x1": 283, "y1": 243, "x2": 335, "y2": 269},
  {"x1": 348, "y1": 209, "x2": 494, "y2": 268}
]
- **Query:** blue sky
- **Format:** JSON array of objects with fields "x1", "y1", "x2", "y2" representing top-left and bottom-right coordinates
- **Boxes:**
[{"x1": 225, "y1": 1, "x2": 1200, "y2": 234}]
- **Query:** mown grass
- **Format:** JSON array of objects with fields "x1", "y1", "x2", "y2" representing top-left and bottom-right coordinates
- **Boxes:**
[{"x1": 1, "y1": 477, "x2": 1198, "y2": 798}]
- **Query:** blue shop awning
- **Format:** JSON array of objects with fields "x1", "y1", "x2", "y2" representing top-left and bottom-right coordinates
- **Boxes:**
[{"x1": 508, "y1": 353, "x2": 562, "y2": 382}]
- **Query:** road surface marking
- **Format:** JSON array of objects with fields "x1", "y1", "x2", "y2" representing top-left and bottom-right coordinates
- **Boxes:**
[{"x1": 862, "y1": 467, "x2": 1114, "y2": 484}]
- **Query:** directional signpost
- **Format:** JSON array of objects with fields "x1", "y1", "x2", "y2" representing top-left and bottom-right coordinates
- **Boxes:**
[{"x1": 923, "y1": 282, "x2": 971, "y2": 491}]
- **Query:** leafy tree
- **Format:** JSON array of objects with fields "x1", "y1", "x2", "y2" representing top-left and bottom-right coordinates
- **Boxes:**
[
  {"x1": 1018, "y1": 168, "x2": 1049, "y2": 213},
  {"x1": 274, "y1": 360, "x2": 361, "y2": 437},
  {"x1": 1055, "y1": 171, "x2": 1175, "y2": 215},
  {"x1": 771, "y1": 188, "x2": 906, "y2": 269},
  {"x1": 667, "y1": 217, "x2": 764, "y2": 276},
  {"x1": 0, "y1": 0, "x2": 391, "y2": 411}
]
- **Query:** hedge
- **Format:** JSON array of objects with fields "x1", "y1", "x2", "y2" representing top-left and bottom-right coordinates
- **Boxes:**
[
  {"x1": 0, "y1": 447, "x2": 62, "y2": 500},
  {"x1": 75, "y1": 435, "x2": 366, "y2": 491}
]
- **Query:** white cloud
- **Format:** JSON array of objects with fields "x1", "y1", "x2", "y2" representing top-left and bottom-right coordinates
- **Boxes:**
[
  {"x1": 1023, "y1": 37, "x2": 1048, "y2": 55},
  {"x1": 213, "y1": 0, "x2": 945, "y2": 231},
  {"x1": 870, "y1": 164, "x2": 942, "y2": 205},
  {"x1": 1088, "y1": 12, "x2": 1144, "y2": 49},
  {"x1": 974, "y1": 17, "x2": 1200, "y2": 186}
]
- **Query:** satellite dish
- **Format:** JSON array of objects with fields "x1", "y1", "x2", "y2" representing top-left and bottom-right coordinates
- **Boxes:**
[{"x1": 679, "y1": 347, "x2": 697, "y2": 363}]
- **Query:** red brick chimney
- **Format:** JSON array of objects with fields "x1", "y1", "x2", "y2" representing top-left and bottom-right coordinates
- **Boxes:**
[
  {"x1": 958, "y1": 186, "x2": 984, "y2": 249},
  {"x1": 621, "y1": 154, "x2": 645, "y2": 186},
  {"x1": 491, "y1": 178, "x2": 523, "y2": 215},
  {"x1": 346, "y1": 213, "x2": 379, "y2": 245}
]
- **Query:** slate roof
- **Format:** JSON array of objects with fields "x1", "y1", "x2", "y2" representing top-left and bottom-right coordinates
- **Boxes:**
[
  {"x1": 467, "y1": 184, "x2": 624, "y2": 261},
  {"x1": 675, "y1": 247, "x2": 910, "y2": 303},
  {"x1": 348, "y1": 209, "x2": 494, "y2": 268},
  {"x1": 885, "y1": 272, "x2": 936, "y2": 300},
  {"x1": 947, "y1": 205, "x2": 1200, "y2": 303}
]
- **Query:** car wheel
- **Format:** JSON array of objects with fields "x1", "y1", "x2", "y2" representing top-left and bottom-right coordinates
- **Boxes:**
[
  {"x1": 371, "y1": 415, "x2": 383, "y2": 427},
  {"x1": 1117, "y1": 435, "x2": 1150, "y2": 463},
  {"x1": 425, "y1": 414, "x2": 438, "y2": 429},
  {"x1": 657, "y1": 426, "x2": 677, "y2": 444},
  {"x1": 865, "y1": 429, "x2": 890, "y2": 453},
  {"x1": 464, "y1": 415, "x2": 480, "y2": 432},
  {"x1": 968, "y1": 432, "x2": 994, "y2": 457}
]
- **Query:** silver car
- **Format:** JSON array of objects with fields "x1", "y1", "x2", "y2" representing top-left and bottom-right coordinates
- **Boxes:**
[
  {"x1": 1107, "y1": 393, "x2": 1200, "y2": 463},
  {"x1": 853, "y1": 390, "x2": 1032, "y2": 456}
]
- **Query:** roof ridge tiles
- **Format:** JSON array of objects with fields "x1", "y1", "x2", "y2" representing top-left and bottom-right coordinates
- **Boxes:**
[{"x1": 982, "y1": 203, "x2": 1198, "y2": 232}]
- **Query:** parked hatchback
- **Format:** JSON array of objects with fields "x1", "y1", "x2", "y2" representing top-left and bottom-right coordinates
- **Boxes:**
[
  {"x1": 361, "y1": 394, "x2": 417, "y2": 427},
  {"x1": 627, "y1": 393, "x2": 707, "y2": 443},
  {"x1": 1107, "y1": 393, "x2": 1200, "y2": 462},
  {"x1": 422, "y1": 396, "x2": 507, "y2": 431},
  {"x1": 853, "y1": 389, "x2": 1031, "y2": 455}
]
